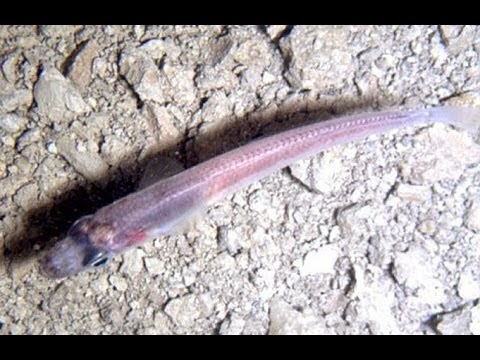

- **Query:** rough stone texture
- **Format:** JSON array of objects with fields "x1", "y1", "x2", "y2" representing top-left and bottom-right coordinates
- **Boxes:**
[
  {"x1": 1, "y1": 25, "x2": 480, "y2": 335},
  {"x1": 33, "y1": 67, "x2": 89, "y2": 122},
  {"x1": 268, "y1": 299, "x2": 333, "y2": 335},
  {"x1": 299, "y1": 245, "x2": 340, "y2": 276},
  {"x1": 433, "y1": 305, "x2": 473, "y2": 335},
  {"x1": 56, "y1": 134, "x2": 109, "y2": 184},
  {"x1": 66, "y1": 40, "x2": 101, "y2": 93}
]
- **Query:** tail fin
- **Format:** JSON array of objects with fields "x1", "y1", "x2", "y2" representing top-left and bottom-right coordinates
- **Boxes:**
[{"x1": 425, "y1": 106, "x2": 480, "y2": 133}]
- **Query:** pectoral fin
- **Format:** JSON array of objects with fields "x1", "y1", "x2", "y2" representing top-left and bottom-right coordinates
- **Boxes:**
[{"x1": 138, "y1": 155, "x2": 185, "y2": 190}]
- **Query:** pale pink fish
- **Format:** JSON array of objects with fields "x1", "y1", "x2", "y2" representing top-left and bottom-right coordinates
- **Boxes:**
[{"x1": 39, "y1": 106, "x2": 480, "y2": 278}]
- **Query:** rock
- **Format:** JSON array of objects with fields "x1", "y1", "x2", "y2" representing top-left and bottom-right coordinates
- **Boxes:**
[
  {"x1": 264, "y1": 25, "x2": 289, "y2": 41},
  {"x1": 0, "y1": 89, "x2": 32, "y2": 113},
  {"x1": 56, "y1": 135, "x2": 109, "y2": 183},
  {"x1": 152, "y1": 311, "x2": 171, "y2": 333},
  {"x1": 1, "y1": 51, "x2": 21, "y2": 84},
  {"x1": 215, "y1": 252, "x2": 236, "y2": 270},
  {"x1": 13, "y1": 182, "x2": 38, "y2": 210},
  {"x1": 217, "y1": 226, "x2": 249, "y2": 256},
  {"x1": 16, "y1": 128, "x2": 42, "y2": 150},
  {"x1": 90, "y1": 274, "x2": 109, "y2": 292},
  {"x1": 457, "y1": 267, "x2": 480, "y2": 301},
  {"x1": 119, "y1": 249, "x2": 145, "y2": 276},
  {"x1": 108, "y1": 274, "x2": 128, "y2": 292},
  {"x1": 139, "y1": 38, "x2": 181, "y2": 61},
  {"x1": 394, "y1": 183, "x2": 430, "y2": 202},
  {"x1": 269, "y1": 299, "x2": 332, "y2": 335},
  {"x1": 143, "y1": 257, "x2": 165, "y2": 276},
  {"x1": 100, "y1": 134, "x2": 128, "y2": 165},
  {"x1": 8, "y1": 258, "x2": 36, "y2": 281},
  {"x1": 247, "y1": 189, "x2": 272, "y2": 214},
  {"x1": 92, "y1": 57, "x2": 108, "y2": 78},
  {"x1": 1, "y1": 134, "x2": 14, "y2": 148},
  {"x1": 182, "y1": 267, "x2": 197, "y2": 287},
  {"x1": 470, "y1": 303, "x2": 480, "y2": 335},
  {"x1": 198, "y1": 91, "x2": 232, "y2": 122},
  {"x1": 164, "y1": 293, "x2": 215, "y2": 328},
  {"x1": 289, "y1": 148, "x2": 352, "y2": 194},
  {"x1": 39, "y1": 25, "x2": 77, "y2": 38},
  {"x1": 392, "y1": 245, "x2": 447, "y2": 305},
  {"x1": 417, "y1": 219, "x2": 436, "y2": 235},
  {"x1": 252, "y1": 267, "x2": 276, "y2": 300},
  {"x1": 0, "y1": 113, "x2": 28, "y2": 133},
  {"x1": 0, "y1": 158, "x2": 6, "y2": 179},
  {"x1": 336, "y1": 203, "x2": 372, "y2": 236},
  {"x1": 46, "y1": 141, "x2": 57, "y2": 154},
  {"x1": 119, "y1": 50, "x2": 166, "y2": 103},
  {"x1": 299, "y1": 244, "x2": 339, "y2": 276},
  {"x1": 439, "y1": 25, "x2": 479, "y2": 55},
  {"x1": 400, "y1": 124, "x2": 480, "y2": 184},
  {"x1": 203, "y1": 36, "x2": 233, "y2": 66},
  {"x1": 434, "y1": 305, "x2": 472, "y2": 335},
  {"x1": 349, "y1": 265, "x2": 403, "y2": 334},
  {"x1": 218, "y1": 313, "x2": 246, "y2": 335},
  {"x1": 33, "y1": 67, "x2": 89, "y2": 123},
  {"x1": 142, "y1": 102, "x2": 181, "y2": 149},
  {"x1": 465, "y1": 199, "x2": 480, "y2": 233},
  {"x1": 279, "y1": 26, "x2": 354, "y2": 89},
  {"x1": 66, "y1": 40, "x2": 100, "y2": 93}
]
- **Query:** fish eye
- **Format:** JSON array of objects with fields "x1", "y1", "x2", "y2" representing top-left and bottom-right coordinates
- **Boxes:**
[{"x1": 82, "y1": 247, "x2": 109, "y2": 268}]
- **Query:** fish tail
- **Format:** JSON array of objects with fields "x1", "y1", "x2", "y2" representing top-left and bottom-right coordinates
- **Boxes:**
[{"x1": 424, "y1": 106, "x2": 480, "y2": 133}]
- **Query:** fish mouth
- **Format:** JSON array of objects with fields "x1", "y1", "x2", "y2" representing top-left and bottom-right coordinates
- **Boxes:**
[
  {"x1": 39, "y1": 236, "x2": 89, "y2": 278},
  {"x1": 39, "y1": 235, "x2": 109, "y2": 279}
]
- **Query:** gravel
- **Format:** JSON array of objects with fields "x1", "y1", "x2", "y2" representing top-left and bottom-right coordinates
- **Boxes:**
[{"x1": 1, "y1": 25, "x2": 480, "y2": 334}]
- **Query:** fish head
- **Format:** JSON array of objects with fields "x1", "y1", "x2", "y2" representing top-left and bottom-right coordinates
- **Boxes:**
[{"x1": 39, "y1": 216, "x2": 112, "y2": 279}]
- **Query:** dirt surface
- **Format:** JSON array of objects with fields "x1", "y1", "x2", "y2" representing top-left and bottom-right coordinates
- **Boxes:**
[{"x1": 1, "y1": 25, "x2": 480, "y2": 334}]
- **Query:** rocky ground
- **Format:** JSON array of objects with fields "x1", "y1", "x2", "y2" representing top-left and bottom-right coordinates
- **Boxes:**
[{"x1": 1, "y1": 25, "x2": 480, "y2": 334}]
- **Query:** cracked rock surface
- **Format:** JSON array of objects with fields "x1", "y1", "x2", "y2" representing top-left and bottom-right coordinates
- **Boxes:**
[{"x1": 1, "y1": 25, "x2": 480, "y2": 334}]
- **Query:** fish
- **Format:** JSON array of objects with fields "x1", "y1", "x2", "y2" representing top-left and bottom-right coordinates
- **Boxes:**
[{"x1": 39, "y1": 106, "x2": 480, "y2": 278}]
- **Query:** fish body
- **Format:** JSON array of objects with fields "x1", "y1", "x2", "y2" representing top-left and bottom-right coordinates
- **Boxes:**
[{"x1": 39, "y1": 106, "x2": 480, "y2": 278}]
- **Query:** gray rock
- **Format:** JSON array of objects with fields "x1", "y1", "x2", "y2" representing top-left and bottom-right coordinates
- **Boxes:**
[
  {"x1": 164, "y1": 293, "x2": 215, "y2": 328},
  {"x1": 470, "y1": 303, "x2": 480, "y2": 335},
  {"x1": 66, "y1": 40, "x2": 100, "y2": 93},
  {"x1": 289, "y1": 151, "x2": 351, "y2": 194},
  {"x1": 33, "y1": 67, "x2": 89, "y2": 123},
  {"x1": 108, "y1": 274, "x2": 128, "y2": 292},
  {"x1": 0, "y1": 113, "x2": 27, "y2": 133},
  {"x1": 392, "y1": 245, "x2": 447, "y2": 305},
  {"x1": 280, "y1": 26, "x2": 354, "y2": 89},
  {"x1": 119, "y1": 249, "x2": 145, "y2": 276},
  {"x1": 457, "y1": 266, "x2": 480, "y2": 301},
  {"x1": 217, "y1": 226, "x2": 249, "y2": 256},
  {"x1": 434, "y1": 305, "x2": 472, "y2": 335},
  {"x1": 264, "y1": 25, "x2": 288, "y2": 41},
  {"x1": 465, "y1": 199, "x2": 480, "y2": 233},
  {"x1": 400, "y1": 125, "x2": 480, "y2": 184},
  {"x1": 269, "y1": 299, "x2": 332, "y2": 335},
  {"x1": 394, "y1": 183, "x2": 430, "y2": 202},
  {"x1": 16, "y1": 128, "x2": 41, "y2": 150},
  {"x1": 119, "y1": 50, "x2": 166, "y2": 103},
  {"x1": 0, "y1": 89, "x2": 32, "y2": 113},
  {"x1": 336, "y1": 203, "x2": 372, "y2": 236},
  {"x1": 143, "y1": 257, "x2": 165, "y2": 276},
  {"x1": 13, "y1": 182, "x2": 38, "y2": 210},
  {"x1": 299, "y1": 244, "x2": 339, "y2": 276},
  {"x1": 56, "y1": 135, "x2": 108, "y2": 183},
  {"x1": 39, "y1": 25, "x2": 77, "y2": 38},
  {"x1": 219, "y1": 313, "x2": 246, "y2": 335}
]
